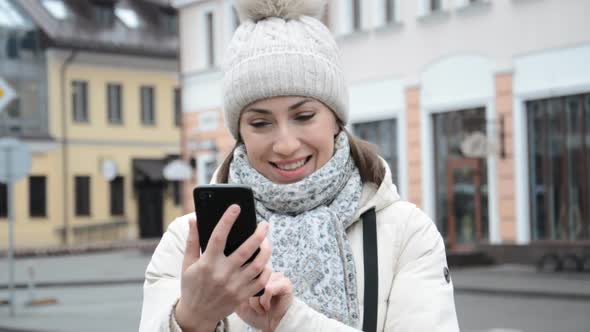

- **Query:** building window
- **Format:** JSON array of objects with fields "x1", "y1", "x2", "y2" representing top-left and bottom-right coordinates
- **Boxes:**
[
  {"x1": 352, "y1": 0, "x2": 362, "y2": 31},
  {"x1": 172, "y1": 181, "x2": 182, "y2": 206},
  {"x1": 432, "y1": 108, "x2": 489, "y2": 245},
  {"x1": 353, "y1": 119, "x2": 399, "y2": 186},
  {"x1": 72, "y1": 80, "x2": 88, "y2": 123},
  {"x1": 110, "y1": 176, "x2": 124, "y2": 216},
  {"x1": 205, "y1": 12, "x2": 215, "y2": 67},
  {"x1": 385, "y1": 0, "x2": 396, "y2": 24},
  {"x1": 160, "y1": 9, "x2": 178, "y2": 34},
  {"x1": 93, "y1": 2, "x2": 115, "y2": 27},
  {"x1": 198, "y1": 111, "x2": 220, "y2": 132},
  {"x1": 527, "y1": 94, "x2": 590, "y2": 241},
  {"x1": 75, "y1": 176, "x2": 91, "y2": 216},
  {"x1": 0, "y1": 183, "x2": 7, "y2": 218},
  {"x1": 140, "y1": 86, "x2": 155, "y2": 125},
  {"x1": 29, "y1": 176, "x2": 47, "y2": 218},
  {"x1": 198, "y1": 154, "x2": 218, "y2": 185},
  {"x1": 174, "y1": 87, "x2": 181, "y2": 127},
  {"x1": 107, "y1": 83, "x2": 122, "y2": 124},
  {"x1": 430, "y1": 0, "x2": 443, "y2": 12}
]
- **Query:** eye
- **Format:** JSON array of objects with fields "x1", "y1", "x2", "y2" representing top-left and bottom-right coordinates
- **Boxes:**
[
  {"x1": 295, "y1": 112, "x2": 315, "y2": 122},
  {"x1": 250, "y1": 119, "x2": 271, "y2": 128}
]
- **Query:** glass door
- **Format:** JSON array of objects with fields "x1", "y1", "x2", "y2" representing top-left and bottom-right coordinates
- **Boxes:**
[{"x1": 432, "y1": 108, "x2": 489, "y2": 247}]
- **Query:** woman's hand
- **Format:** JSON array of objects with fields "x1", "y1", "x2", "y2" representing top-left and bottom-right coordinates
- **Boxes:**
[
  {"x1": 236, "y1": 272, "x2": 294, "y2": 332},
  {"x1": 175, "y1": 205, "x2": 273, "y2": 332}
]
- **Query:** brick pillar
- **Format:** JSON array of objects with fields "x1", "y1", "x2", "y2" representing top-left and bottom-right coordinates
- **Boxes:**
[
  {"x1": 405, "y1": 86, "x2": 422, "y2": 207},
  {"x1": 495, "y1": 73, "x2": 517, "y2": 243}
]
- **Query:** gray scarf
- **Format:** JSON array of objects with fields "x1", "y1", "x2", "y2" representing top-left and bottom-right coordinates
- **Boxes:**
[{"x1": 228, "y1": 132, "x2": 362, "y2": 328}]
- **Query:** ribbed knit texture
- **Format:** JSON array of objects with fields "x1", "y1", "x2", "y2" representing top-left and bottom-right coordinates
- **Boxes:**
[{"x1": 222, "y1": 15, "x2": 348, "y2": 139}]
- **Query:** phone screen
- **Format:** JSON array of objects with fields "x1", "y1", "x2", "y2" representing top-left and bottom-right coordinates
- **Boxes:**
[{"x1": 193, "y1": 184, "x2": 258, "y2": 258}]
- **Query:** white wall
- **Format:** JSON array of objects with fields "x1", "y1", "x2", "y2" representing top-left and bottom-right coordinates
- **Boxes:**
[{"x1": 334, "y1": 0, "x2": 590, "y2": 84}]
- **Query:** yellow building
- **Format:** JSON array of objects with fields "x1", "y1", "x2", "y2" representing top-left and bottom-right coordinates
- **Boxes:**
[{"x1": 0, "y1": 0, "x2": 184, "y2": 249}]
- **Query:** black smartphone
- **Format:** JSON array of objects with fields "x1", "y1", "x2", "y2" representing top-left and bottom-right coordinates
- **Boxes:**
[
  {"x1": 193, "y1": 184, "x2": 259, "y2": 258},
  {"x1": 193, "y1": 184, "x2": 264, "y2": 296}
]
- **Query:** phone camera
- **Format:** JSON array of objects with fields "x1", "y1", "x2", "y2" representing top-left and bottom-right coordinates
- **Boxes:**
[{"x1": 199, "y1": 191, "x2": 213, "y2": 200}]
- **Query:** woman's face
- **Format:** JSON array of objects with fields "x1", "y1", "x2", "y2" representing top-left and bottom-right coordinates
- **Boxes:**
[{"x1": 239, "y1": 96, "x2": 340, "y2": 184}]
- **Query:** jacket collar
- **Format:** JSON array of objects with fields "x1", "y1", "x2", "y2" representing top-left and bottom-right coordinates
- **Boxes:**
[{"x1": 352, "y1": 158, "x2": 400, "y2": 222}]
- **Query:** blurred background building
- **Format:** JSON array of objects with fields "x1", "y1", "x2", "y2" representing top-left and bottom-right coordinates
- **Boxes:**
[
  {"x1": 0, "y1": 0, "x2": 182, "y2": 248},
  {"x1": 173, "y1": 0, "x2": 590, "y2": 259}
]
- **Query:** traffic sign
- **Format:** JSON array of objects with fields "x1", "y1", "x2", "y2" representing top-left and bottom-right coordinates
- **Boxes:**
[
  {"x1": 0, "y1": 137, "x2": 32, "y2": 184},
  {"x1": 0, "y1": 77, "x2": 17, "y2": 113}
]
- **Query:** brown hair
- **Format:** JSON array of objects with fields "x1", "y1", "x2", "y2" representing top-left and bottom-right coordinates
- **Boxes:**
[{"x1": 215, "y1": 128, "x2": 385, "y2": 185}]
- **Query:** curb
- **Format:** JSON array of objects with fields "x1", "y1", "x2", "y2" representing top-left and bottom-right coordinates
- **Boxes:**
[
  {"x1": 454, "y1": 286, "x2": 590, "y2": 301},
  {"x1": 0, "y1": 240, "x2": 159, "y2": 259},
  {"x1": 0, "y1": 278, "x2": 144, "y2": 290},
  {"x1": 0, "y1": 326, "x2": 53, "y2": 332}
]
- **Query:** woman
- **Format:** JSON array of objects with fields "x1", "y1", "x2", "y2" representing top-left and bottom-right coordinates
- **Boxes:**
[{"x1": 140, "y1": 0, "x2": 459, "y2": 331}]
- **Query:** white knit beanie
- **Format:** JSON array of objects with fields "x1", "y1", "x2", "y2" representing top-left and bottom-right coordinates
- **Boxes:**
[{"x1": 223, "y1": 0, "x2": 349, "y2": 139}]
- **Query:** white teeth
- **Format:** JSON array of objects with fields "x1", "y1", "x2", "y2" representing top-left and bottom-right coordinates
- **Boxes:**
[{"x1": 277, "y1": 159, "x2": 306, "y2": 171}]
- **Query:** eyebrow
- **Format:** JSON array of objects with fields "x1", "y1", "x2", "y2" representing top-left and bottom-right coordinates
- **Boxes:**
[{"x1": 244, "y1": 99, "x2": 314, "y2": 115}]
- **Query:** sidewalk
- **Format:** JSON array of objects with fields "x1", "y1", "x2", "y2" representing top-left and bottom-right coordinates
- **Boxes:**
[
  {"x1": 1, "y1": 249, "x2": 589, "y2": 297},
  {"x1": 451, "y1": 264, "x2": 590, "y2": 300},
  {"x1": 0, "y1": 250, "x2": 151, "y2": 289}
]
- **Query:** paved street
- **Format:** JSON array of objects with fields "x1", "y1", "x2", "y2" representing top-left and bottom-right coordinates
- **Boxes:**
[
  {"x1": 0, "y1": 251, "x2": 589, "y2": 332},
  {"x1": 456, "y1": 293, "x2": 589, "y2": 332}
]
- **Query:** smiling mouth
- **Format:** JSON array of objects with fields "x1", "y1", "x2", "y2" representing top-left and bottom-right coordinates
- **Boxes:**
[{"x1": 270, "y1": 156, "x2": 312, "y2": 171}]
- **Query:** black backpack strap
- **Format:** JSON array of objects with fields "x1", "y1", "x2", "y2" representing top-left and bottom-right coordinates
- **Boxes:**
[{"x1": 361, "y1": 207, "x2": 378, "y2": 332}]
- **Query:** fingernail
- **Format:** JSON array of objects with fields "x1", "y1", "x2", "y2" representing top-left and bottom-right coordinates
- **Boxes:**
[{"x1": 230, "y1": 204, "x2": 240, "y2": 214}]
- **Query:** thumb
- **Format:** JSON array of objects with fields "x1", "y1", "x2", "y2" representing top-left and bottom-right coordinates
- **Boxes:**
[{"x1": 182, "y1": 215, "x2": 200, "y2": 273}]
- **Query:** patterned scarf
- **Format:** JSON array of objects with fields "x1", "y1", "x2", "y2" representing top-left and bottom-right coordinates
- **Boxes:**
[{"x1": 228, "y1": 132, "x2": 362, "y2": 328}]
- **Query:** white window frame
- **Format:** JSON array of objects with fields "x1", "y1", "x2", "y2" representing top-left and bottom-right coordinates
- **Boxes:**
[{"x1": 198, "y1": 3, "x2": 219, "y2": 70}]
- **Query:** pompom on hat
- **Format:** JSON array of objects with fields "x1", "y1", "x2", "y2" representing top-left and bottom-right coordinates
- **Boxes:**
[{"x1": 222, "y1": 0, "x2": 349, "y2": 139}]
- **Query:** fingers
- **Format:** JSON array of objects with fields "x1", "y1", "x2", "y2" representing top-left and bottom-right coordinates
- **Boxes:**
[
  {"x1": 182, "y1": 215, "x2": 200, "y2": 273},
  {"x1": 245, "y1": 265, "x2": 272, "y2": 299},
  {"x1": 249, "y1": 296, "x2": 264, "y2": 315},
  {"x1": 238, "y1": 237, "x2": 272, "y2": 280},
  {"x1": 262, "y1": 273, "x2": 292, "y2": 311},
  {"x1": 206, "y1": 204, "x2": 240, "y2": 254},
  {"x1": 231, "y1": 222, "x2": 269, "y2": 266}
]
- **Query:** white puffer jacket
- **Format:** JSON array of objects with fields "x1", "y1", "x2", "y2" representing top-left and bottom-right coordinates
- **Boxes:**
[{"x1": 139, "y1": 164, "x2": 460, "y2": 331}]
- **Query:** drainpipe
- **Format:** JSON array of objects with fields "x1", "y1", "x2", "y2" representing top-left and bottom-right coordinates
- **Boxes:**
[{"x1": 59, "y1": 50, "x2": 77, "y2": 245}]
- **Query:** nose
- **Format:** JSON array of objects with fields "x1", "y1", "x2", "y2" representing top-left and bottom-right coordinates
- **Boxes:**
[{"x1": 272, "y1": 127, "x2": 301, "y2": 157}]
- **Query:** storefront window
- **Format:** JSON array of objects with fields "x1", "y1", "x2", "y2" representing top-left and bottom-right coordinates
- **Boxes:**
[
  {"x1": 527, "y1": 93, "x2": 590, "y2": 241},
  {"x1": 353, "y1": 119, "x2": 398, "y2": 186},
  {"x1": 432, "y1": 108, "x2": 489, "y2": 246}
]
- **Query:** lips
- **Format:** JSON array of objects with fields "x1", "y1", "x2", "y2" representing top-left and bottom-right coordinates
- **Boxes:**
[{"x1": 269, "y1": 156, "x2": 312, "y2": 180}]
